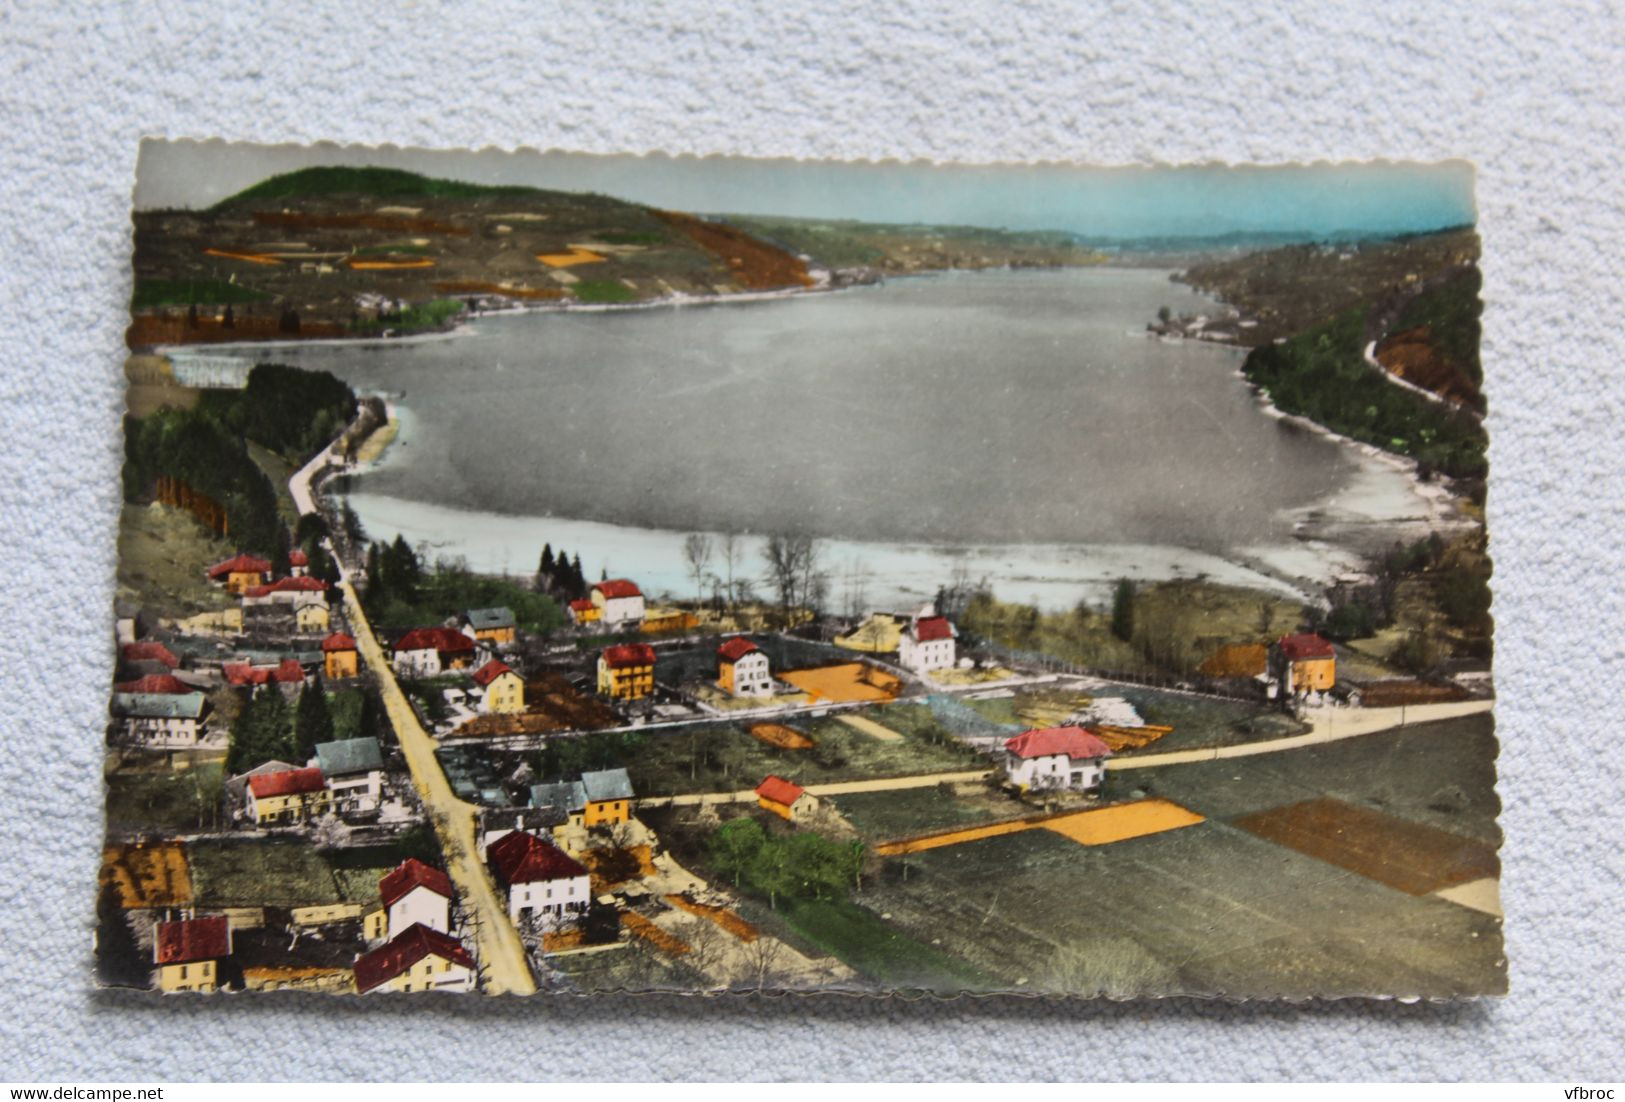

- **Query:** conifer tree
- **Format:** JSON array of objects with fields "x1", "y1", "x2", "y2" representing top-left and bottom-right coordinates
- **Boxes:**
[{"x1": 294, "y1": 678, "x2": 334, "y2": 761}]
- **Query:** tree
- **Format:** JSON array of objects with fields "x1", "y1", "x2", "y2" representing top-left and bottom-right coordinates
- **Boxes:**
[
  {"x1": 747, "y1": 836, "x2": 796, "y2": 910},
  {"x1": 718, "y1": 533, "x2": 744, "y2": 610},
  {"x1": 682, "y1": 533, "x2": 714, "y2": 604},
  {"x1": 761, "y1": 534, "x2": 824, "y2": 619},
  {"x1": 227, "y1": 688, "x2": 293, "y2": 774},
  {"x1": 95, "y1": 880, "x2": 149, "y2": 990},
  {"x1": 294, "y1": 680, "x2": 334, "y2": 761},
  {"x1": 222, "y1": 303, "x2": 235, "y2": 329},
  {"x1": 271, "y1": 525, "x2": 292, "y2": 580},
  {"x1": 358, "y1": 686, "x2": 386, "y2": 744},
  {"x1": 709, "y1": 817, "x2": 766, "y2": 888},
  {"x1": 1110, "y1": 579, "x2": 1136, "y2": 642},
  {"x1": 536, "y1": 544, "x2": 555, "y2": 592}
]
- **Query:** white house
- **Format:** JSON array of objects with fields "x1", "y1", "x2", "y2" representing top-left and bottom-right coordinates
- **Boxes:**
[
  {"x1": 391, "y1": 627, "x2": 477, "y2": 679},
  {"x1": 377, "y1": 858, "x2": 454, "y2": 938},
  {"x1": 486, "y1": 830, "x2": 592, "y2": 929},
  {"x1": 1003, "y1": 726, "x2": 1112, "y2": 793},
  {"x1": 717, "y1": 637, "x2": 773, "y2": 697},
  {"x1": 471, "y1": 659, "x2": 525, "y2": 714},
  {"x1": 313, "y1": 737, "x2": 386, "y2": 816},
  {"x1": 898, "y1": 610, "x2": 957, "y2": 675},
  {"x1": 111, "y1": 691, "x2": 211, "y2": 749},
  {"x1": 590, "y1": 579, "x2": 645, "y2": 630},
  {"x1": 477, "y1": 806, "x2": 561, "y2": 858}
]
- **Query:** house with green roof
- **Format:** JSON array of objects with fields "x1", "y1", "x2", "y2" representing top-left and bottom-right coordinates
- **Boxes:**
[
  {"x1": 313, "y1": 737, "x2": 385, "y2": 817},
  {"x1": 111, "y1": 691, "x2": 212, "y2": 749},
  {"x1": 460, "y1": 606, "x2": 517, "y2": 646}
]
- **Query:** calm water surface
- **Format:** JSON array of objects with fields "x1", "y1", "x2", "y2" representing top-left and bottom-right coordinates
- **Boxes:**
[{"x1": 254, "y1": 268, "x2": 1357, "y2": 552}]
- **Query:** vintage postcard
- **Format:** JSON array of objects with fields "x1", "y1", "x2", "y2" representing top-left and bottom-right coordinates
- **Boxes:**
[{"x1": 101, "y1": 141, "x2": 1500, "y2": 998}]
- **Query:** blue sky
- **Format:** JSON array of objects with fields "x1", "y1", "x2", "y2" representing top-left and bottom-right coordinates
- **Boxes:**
[{"x1": 136, "y1": 140, "x2": 1474, "y2": 238}]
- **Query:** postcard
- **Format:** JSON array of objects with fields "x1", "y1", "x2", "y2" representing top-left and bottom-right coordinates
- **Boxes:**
[{"x1": 101, "y1": 141, "x2": 1499, "y2": 998}]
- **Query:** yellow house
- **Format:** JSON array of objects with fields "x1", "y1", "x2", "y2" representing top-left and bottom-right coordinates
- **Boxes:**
[
  {"x1": 354, "y1": 924, "x2": 477, "y2": 994},
  {"x1": 1274, "y1": 633, "x2": 1337, "y2": 695},
  {"x1": 154, "y1": 916, "x2": 231, "y2": 993},
  {"x1": 473, "y1": 659, "x2": 525, "y2": 714},
  {"x1": 322, "y1": 632, "x2": 359, "y2": 680},
  {"x1": 297, "y1": 603, "x2": 331, "y2": 633},
  {"x1": 364, "y1": 907, "x2": 388, "y2": 942},
  {"x1": 244, "y1": 768, "x2": 331, "y2": 826},
  {"x1": 597, "y1": 643, "x2": 656, "y2": 700},
  {"x1": 568, "y1": 599, "x2": 601, "y2": 626},
  {"x1": 208, "y1": 553, "x2": 271, "y2": 595},
  {"x1": 462, "y1": 607, "x2": 518, "y2": 645},
  {"x1": 580, "y1": 768, "x2": 634, "y2": 826}
]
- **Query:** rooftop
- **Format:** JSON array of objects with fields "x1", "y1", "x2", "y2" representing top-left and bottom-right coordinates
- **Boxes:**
[
  {"x1": 581, "y1": 767, "x2": 634, "y2": 802},
  {"x1": 487, "y1": 830, "x2": 589, "y2": 886},
  {"x1": 247, "y1": 767, "x2": 327, "y2": 799},
  {"x1": 112, "y1": 691, "x2": 207, "y2": 720},
  {"x1": 1004, "y1": 726, "x2": 1112, "y2": 762},
  {"x1": 601, "y1": 642, "x2": 656, "y2": 668},
  {"x1": 717, "y1": 636, "x2": 759, "y2": 662},
  {"x1": 154, "y1": 916, "x2": 231, "y2": 965},
  {"x1": 353, "y1": 924, "x2": 475, "y2": 993},
  {"x1": 755, "y1": 774, "x2": 807, "y2": 806},
  {"x1": 463, "y1": 606, "x2": 517, "y2": 630},
  {"x1": 593, "y1": 578, "x2": 642, "y2": 600},
  {"x1": 378, "y1": 858, "x2": 454, "y2": 908},
  {"x1": 314, "y1": 737, "x2": 384, "y2": 777}
]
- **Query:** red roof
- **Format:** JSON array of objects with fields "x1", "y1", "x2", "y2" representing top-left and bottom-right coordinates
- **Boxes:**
[
  {"x1": 912, "y1": 615, "x2": 954, "y2": 642},
  {"x1": 717, "y1": 637, "x2": 759, "y2": 662},
  {"x1": 243, "y1": 575, "x2": 329, "y2": 598},
  {"x1": 394, "y1": 627, "x2": 477, "y2": 655},
  {"x1": 472, "y1": 659, "x2": 516, "y2": 687},
  {"x1": 224, "y1": 658, "x2": 306, "y2": 687},
  {"x1": 208, "y1": 553, "x2": 271, "y2": 580},
  {"x1": 113, "y1": 673, "x2": 191, "y2": 694},
  {"x1": 601, "y1": 643, "x2": 656, "y2": 668},
  {"x1": 755, "y1": 774, "x2": 807, "y2": 807},
  {"x1": 1278, "y1": 632, "x2": 1335, "y2": 660},
  {"x1": 321, "y1": 632, "x2": 357, "y2": 652},
  {"x1": 1004, "y1": 726, "x2": 1112, "y2": 761},
  {"x1": 155, "y1": 916, "x2": 231, "y2": 965},
  {"x1": 120, "y1": 642, "x2": 179, "y2": 668},
  {"x1": 247, "y1": 766, "x2": 327, "y2": 799},
  {"x1": 568, "y1": 599, "x2": 595, "y2": 612},
  {"x1": 379, "y1": 858, "x2": 454, "y2": 908},
  {"x1": 289, "y1": 549, "x2": 309, "y2": 566},
  {"x1": 593, "y1": 578, "x2": 642, "y2": 600},
  {"x1": 353, "y1": 924, "x2": 475, "y2": 993},
  {"x1": 487, "y1": 830, "x2": 589, "y2": 886}
]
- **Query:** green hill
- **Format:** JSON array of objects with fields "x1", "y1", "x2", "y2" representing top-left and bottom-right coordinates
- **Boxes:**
[{"x1": 213, "y1": 165, "x2": 550, "y2": 208}]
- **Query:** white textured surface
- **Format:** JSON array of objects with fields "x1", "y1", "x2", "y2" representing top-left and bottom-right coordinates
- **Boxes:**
[{"x1": 2, "y1": 0, "x2": 1622, "y2": 1082}]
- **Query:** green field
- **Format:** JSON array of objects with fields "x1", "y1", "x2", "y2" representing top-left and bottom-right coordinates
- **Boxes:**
[
  {"x1": 830, "y1": 785, "x2": 1005, "y2": 840},
  {"x1": 572, "y1": 278, "x2": 639, "y2": 304},
  {"x1": 774, "y1": 897, "x2": 997, "y2": 992},
  {"x1": 105, "y1": 763, "x2": 225, "y2": 834},
  {"x1": 187, "y1": 836, "x2": 430, "y2": 908},
  {"x1": 131, "y1": 278, "x2": 271, "y2": 310}
]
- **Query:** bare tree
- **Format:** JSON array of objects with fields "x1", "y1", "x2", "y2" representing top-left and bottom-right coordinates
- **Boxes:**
[
  {"x1": 839, "y1": 557, "x2": 872, "y2": 620},
  {"x1": 718, "y1": 533, "x2": 744, "y2": 610},
  {"x1": 762, "y1": 534, "x2": 817, "y2": 618},
  {"x1": 682, "y1": 533, "x2": 714, "y2": 605}
]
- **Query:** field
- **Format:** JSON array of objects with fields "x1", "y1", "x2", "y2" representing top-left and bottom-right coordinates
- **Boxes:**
[
  {"x1": 847, "y1": 714, "x2": 1503, "y2": 996},
  {"x1": 830, "y1": 785, "x2": 1006, "y2": 839},
  {"x1": 115, "y1": 503, "x2": 237, "y2": 617},
  {"x1": 104, "y1": 762, "x2": 224, "y2": 835},
  {"x1": 768, "y1": 897, "x2": 996, "y2": 993},
  {"x1": 101, "y1": 842, "x2": 192, "y2": 908},
  {"x1": 620, "y1": 710, "x2": 986, "y2": 797},
  {"x1": 187, "y1": 836, "x2": 432, "y2": 909}
]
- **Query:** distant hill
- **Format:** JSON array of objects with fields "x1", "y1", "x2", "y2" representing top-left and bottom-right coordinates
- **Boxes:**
[
  {"x1": 211, "y1": 166, "x2": 552, "y2": 208},
  {"x1": 721, "y1": 214, "x2": 1107, "y2": 273}
]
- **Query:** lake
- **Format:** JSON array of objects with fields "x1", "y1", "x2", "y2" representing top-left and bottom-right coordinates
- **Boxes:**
[{"x1": 181, "y1": 268, "x2": 1442, "y2": 608}]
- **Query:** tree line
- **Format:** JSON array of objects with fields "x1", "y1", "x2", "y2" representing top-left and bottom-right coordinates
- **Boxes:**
[
  {"x1": 708, "y1": 816, "x2": 865, "y2": 911},
  {"x1": 226, "y1": 679, "x2": 386, "y2": 775}
]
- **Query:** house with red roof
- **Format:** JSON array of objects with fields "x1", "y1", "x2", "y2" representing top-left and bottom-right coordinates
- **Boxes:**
[
  {"x1": 289, "y1": 548, "x2": 309, "y2": 577},
  {"x1": 1003, "y1": 726, "x2": 1112, "y2": 794},
  {"x1": 597, "y1": 642, "x2": 657, "y2": 700},
  {"x1": 471, "y1": 659, "x2": 525, "y2": 714},
  {"x1": 112, "y1": 673, "x2": 192, "y2": 695},
  {"x1": 241, "y1": 575, "x2": 331, "y2": 632},
  {"x1": 590, "y1": 578, "x2": 645, "y2": 630},
  {"x1": 756, "y1": 774, "x2": 818, "y2": 822},
  {"x1": 567, "y1": 597, "x2": 600, "y2": 627},
  {"x1": 353, "y1": 923, "x2": 476, "y2": 994},
  {"x1": 373, "y1": 858, "x2": 455, "y2": 941},
  {"x1": 321, "y1": 631, "x2": 359, "y2": 680},
  {"x1": 486, "y1": 830, "x2": 592, "y2": 929},
  {"x1": 154, "y1": 916, "x2": 232, "y2": 993},
  {"x1": 244, "y1": 766, "x2": 331, "y2": 826},
  {"x1": 1270, "y1": 632, "x2": 1337, "y2": 699},
  {"x1": 718, "y1": 637, "x2": 773, "y2": 698},
  {"x1": 223, "y1": 657, "x2": 308, "y2": 695},
  {"x1": 120, "y1": 641, "x2": 180, "y2": 670},
  {"x1": 898, "y1": 608, "x2": 957, "y2": 675},
  {"x1": 207, "y1": 553, "x2": 271, "y2": 594},
  {"x1": 392, "y1": 626, "x2": 478, "y2": 678}
]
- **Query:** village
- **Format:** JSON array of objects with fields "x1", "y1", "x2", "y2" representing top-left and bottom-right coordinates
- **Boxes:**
[{"x1": 100, "y1": 365, "x2": 1500, "y2": 996}]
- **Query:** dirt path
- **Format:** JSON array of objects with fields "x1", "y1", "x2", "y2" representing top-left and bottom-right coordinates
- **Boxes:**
[
  {"x1": 836, "y1": 713, "x2": 902, "y2": 741},
  {"x1": 639, "y1": 769, "x2": 993, "y2": 809},
  {"x1": 1109, "y1": 699, "x2": 1492, "y2": 771}
]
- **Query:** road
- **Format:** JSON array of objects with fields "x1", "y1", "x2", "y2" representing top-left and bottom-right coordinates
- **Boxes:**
[
  {"x1": 638, "y1": 769, "x2": 995, "y2": 809},
  {"x1": 292, "y1": 421, "x2": 537, "y2": 995},
  {"x1": 337, "y1": 578, "x2": 539, "y2": 995},
  {"x1": 1108, "y1": 698, "x2": 1492, "y2": 771}
]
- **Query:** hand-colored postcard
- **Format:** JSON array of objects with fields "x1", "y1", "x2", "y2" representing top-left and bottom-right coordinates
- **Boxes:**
[{"x1": 101, "y1": 140, "x2": 1500, "y2": 998}]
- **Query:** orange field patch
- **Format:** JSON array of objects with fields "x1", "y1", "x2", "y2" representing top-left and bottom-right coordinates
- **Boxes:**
[
  {"x1": 535, "y1": 247, "x2": 606, "y2": 269},
  {"x1": 874, "y1": 798, "x2": 1205, "y2": 856},
  {"x1": 780, "y1": 663, "x2": 902, "y2": 704},
  {"x1": 347, "y1": 257, "x2": 435, "y2": 270},
  {"x1": 665, "y1": 895, "x2": 760, "y2": 942},
  {"x1": 749, "y1": 723, "x2": 815, "y2": 750},
  {"x1": 623, "y1": 912, "x2": 689, "y2": 956},
  {"x1": 202, "y1": 247, "x2": 282, "y2": 266},
  {"x1": 101, "y1": 842, "x2": 192, "y2": 908},
  {"x1": 1092, "y1": 724, "x2": 1174, "y2": 752},
  {"x1": 541, "y1": 927, "x2": 589, "y2": 953},
  {"x1": 1040, "y1": 798, "x2": 1204, "y2": 845}
]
